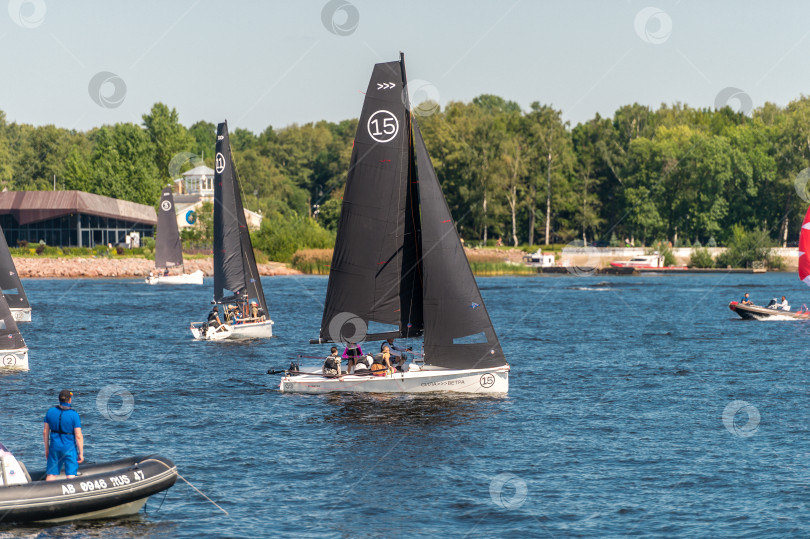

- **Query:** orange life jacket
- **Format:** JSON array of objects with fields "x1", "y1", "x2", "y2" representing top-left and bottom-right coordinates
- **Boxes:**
[{"x1": 370, "y1": 363, "x2": 387, "y2": 376}]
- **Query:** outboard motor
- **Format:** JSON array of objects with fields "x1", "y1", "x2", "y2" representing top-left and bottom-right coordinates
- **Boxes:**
[
  {"x1": 766, "y1": 298, "x2": 778, "y2": 309},
  {"x1": 0, "y1": 443, "x2": 29, "y2": 486}
]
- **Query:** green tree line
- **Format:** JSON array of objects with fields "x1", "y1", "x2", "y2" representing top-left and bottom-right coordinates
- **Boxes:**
[{"x1": 2, "y1": 96, "x2": 810, "y2": 253}]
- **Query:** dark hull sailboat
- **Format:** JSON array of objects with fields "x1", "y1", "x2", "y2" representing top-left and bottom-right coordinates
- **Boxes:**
[
  {"x1": 280, "y1": 54, "x2": 509, "y2": 394},
  {"x1": 190, "y1": 121, "x2": 273, "y2": 340},
  {"x1": 0, "y1": 451, "x2": 177, "y2": 523},
  {"x1": 146, "y1": 187, "x2": 203, "y2": 285},
  {"x1": 0, "y1": 224, "x2": 31, "y2": 322}
]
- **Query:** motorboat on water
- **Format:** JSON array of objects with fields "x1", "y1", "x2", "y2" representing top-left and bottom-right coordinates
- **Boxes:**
[
  {"x1": 0, "y1": 223, "x2": 31, "y2": 322},
  {"x1": 729, "y1": 204, "x2": 810, "y2": 321},
  {"x1": 190, "y1": 121, "x2": 273, "y2": 341},
  {"x1": 280, "y1": 54, "x2": 509, "y2": 395},
  {"x1": 610, "y1": 253, "x2": 686, "y2": 270},
  {"x1": 0, "y1": 288, "x2": 28, "y2": 370},
  {"x1": 728, "y1": 301, "x2": 809, "y2": 320},
  {"x1": 0, "y1": 443, "x2": 177, "y2": 523},
  {"x1": 145, "y1": 187, "x2": 204, "y2": 285}
]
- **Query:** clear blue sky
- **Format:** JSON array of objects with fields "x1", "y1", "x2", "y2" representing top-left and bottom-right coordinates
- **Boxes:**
[{"x1": 1, "y1": 0, "x2": 808, "y2": 133}]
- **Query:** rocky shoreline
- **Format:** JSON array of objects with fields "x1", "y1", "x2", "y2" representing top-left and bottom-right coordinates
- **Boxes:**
[{"x1": 12, "y1": 257, "x2": 301, "y2": 278}]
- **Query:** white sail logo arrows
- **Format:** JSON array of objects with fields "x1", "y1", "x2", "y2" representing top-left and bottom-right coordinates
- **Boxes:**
[{"x1": 377, "y1": 82, "x2": 395, "y2": 90}]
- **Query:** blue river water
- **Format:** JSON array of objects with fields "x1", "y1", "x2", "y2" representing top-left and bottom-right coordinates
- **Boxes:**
[{"x1": 1, "y1": 272, "x2": 809, "y2": 537}]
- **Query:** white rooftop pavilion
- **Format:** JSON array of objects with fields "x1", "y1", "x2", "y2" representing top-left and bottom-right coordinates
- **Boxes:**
[{"x1": 174, "y1": 165, "x2": 215, "y2": 198}]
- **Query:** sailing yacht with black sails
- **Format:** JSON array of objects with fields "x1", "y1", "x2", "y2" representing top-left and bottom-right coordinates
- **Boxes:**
[
  {"x1": 280, "y1": 54, "x2": 509, "y2": 393},
  {"x1": 190, "y1": 121, "x2": 273, "y2": 340},
  {"x1": 0, "y1": 287, "x2": 28, "y2": 370},
  {"x1": 145, "y1": 187, "x2": 204, "y2": 285},
  {"x1": 0, "y1": 224, "x2": 31, "y2": 322}
]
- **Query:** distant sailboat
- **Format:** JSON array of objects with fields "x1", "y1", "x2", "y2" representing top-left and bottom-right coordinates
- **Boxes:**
[
  {"x1": 0, "y1": 225, "x2": 31, "y2": 322},
  {"x1": 145, "y1": 187, "x2": 204, "y2": 285},
  {"x1": 280, "y1": 54, "x2": 509, "y2": 393},
  {"x1": 0, "y1": 288, "x2": 28, "y2": 370},
  {"x1": 190, "y1": 121, "x2": 273, "y2": 340}
]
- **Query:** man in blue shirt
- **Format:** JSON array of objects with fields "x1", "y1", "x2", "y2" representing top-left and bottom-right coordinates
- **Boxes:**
[
  {"x1": 740, "y1": 293, "x2": 753, "y2": 305},
  {"x1": 43, "y1": 389, "x2": 84, "y2": 480}
]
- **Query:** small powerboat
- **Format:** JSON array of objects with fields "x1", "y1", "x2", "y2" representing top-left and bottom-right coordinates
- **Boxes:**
[
  {"x1": 610, "y1": 253, "x2": 686, "y2": 270},
  {"x1": 728, "y1": 301, "x2": 810, "y2": 320},
  {"x1": 0, "y1": 443, "x2": 177, "y2": 523}
]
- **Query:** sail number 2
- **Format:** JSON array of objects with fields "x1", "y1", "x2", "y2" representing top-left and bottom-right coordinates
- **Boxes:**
[{"x1": 367, "y1": 110, "x2": 399, "y2": 143}]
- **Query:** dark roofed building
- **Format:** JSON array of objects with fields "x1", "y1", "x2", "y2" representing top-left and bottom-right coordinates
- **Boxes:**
[{"x1": 0, "y1": 191, "x2": 157, "y2": 248}]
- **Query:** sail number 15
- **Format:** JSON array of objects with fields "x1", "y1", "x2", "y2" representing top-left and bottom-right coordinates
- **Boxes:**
[{"x1": 367, "y1": 110, "x2": 399, "y2": 143}]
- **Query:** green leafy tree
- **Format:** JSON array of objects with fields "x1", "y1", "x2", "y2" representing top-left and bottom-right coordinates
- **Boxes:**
[
  {"x1": 715, "y1": 225, "x2": 775, "y2": 268},
  {"x1": 142, "y1": 102, "x2": 194, "y2": 180},
  {"x1": 188, "y1": 121, "x2": 216, "y2": 162},
  {"x1": 689, "y1": 247, "x2": 714, "y2": 268}
]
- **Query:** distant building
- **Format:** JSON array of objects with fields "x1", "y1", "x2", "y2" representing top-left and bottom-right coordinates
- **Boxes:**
[
  {"x1": 0, "y1": 191, "x2": 157, "y2": 247},
  {"x1": 174, "y1": 165, "x2": 215, "y2": 198}
]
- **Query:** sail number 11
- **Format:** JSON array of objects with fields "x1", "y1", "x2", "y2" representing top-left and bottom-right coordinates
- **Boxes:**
[{"x1": 367, "y1": 110, "x2": 399, "y2": 143}]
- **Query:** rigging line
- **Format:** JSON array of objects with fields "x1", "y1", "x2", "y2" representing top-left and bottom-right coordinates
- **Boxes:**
[
  {"x1": 149, "y1": 458, "x2": 229, "y2": 516},
  {"x1": 176, "y1": 472, "x2": 229, "y2": 516}
]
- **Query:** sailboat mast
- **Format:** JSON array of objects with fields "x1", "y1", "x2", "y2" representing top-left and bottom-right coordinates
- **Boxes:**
[{"x1": 399, "y1": 52, "x2": 424, "y2": 337}]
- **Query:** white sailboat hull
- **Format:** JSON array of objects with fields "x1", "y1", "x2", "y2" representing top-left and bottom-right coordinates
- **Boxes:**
[
  {"x1": 0, "y1": 347, "x2": 29, "y2": 371},
  {"x1": 145, "y1": 270, "x2": 204, "y2": 285},
  {"x1": 190, "y1": 319, "x2": 274, "y2": 341},
  {"x1": 279, "y1": 365, "x2": 509, "y2": 394},
  {"x1": 10, "y1": 308, "x2": 31, "y2": 323}
]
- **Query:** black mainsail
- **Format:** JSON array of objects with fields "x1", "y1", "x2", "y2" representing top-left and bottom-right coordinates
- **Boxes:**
[
  {"x1": 319, "y1": 57, "x2": 423, "y2": 343},
  {"x1": 316, "y1": 55, "x2": 506, "y2": 370},
  {"x1": 0, "y1": 292, "x2": 26, "y2": 351},
  {"x1": 154, "y1": 187, "x2": 184, "y2": 270},
  {"x1": 213, "y1": 121, "x2": 268, "y2": 315},
  {"x1": 0, "y1": 225, "x2": 29, "y2": 313}
]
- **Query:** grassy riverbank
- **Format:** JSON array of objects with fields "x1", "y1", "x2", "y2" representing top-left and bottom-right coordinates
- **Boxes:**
[{"x1": 289, "y1": 248, "x2": 537, "y2": 276}]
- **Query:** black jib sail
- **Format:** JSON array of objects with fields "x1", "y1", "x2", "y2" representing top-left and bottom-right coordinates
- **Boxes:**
[
  {"x1": 0, "y1": 292, "x2": 25, "y2": 350},
  {"x1": 316, "y1": 55, "x2": 506, "y2": 371},
  {"x1": 0, "y1": 224, "x2": 29, "y2": 312},
  {"x1": 154, "y1": 187, "x2": 184, "y2": 269},
  {"x1": 413, "y1": 119, "x2": 506, "y2": 369},
  {"x1": 319, "y1": 57, "x2": 423, "y2": 344},
  {"x1": 213, "y1": 121, "x2": 268, "y2": 315}
]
